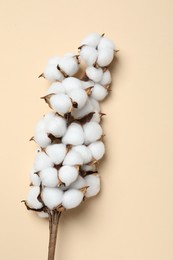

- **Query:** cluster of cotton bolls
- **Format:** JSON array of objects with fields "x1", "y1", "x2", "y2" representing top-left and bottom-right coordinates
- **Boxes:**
[{"x1": 25, "y1": 33, "x2": 116, "y2": 217}]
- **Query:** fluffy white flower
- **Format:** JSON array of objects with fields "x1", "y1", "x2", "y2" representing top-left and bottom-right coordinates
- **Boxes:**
[
  {"x1": 26, "y1": 186, "x2": 43, "y2": 209},
  {"x1": 91, "y1": 84, "x2": 108, "y2": 101},
  {"x1": 59, "y1": 56, "x2": 79, "y2": 76},
  {"x1": 63, "y1": 150, "x2": 83, "y2": 166},
  {"x1": 34, "y1": 151, "x2": 53, "y2": 171},
  {"x1": 40, "y1": 167, "x2": 58, "y2": 187},
  {"x1": 47, "y1": 82, "x2": 66, "y2": 95},
  {"x1": 59, "y1": 165, "x2": 78, "y2": 186},
  {"x1": 90, "y1": 111, "x2": 101, "y2": 123},
  {"x1": 97, "y1": 48, "x2": 114, "y2": 67},
  {"x1": 84, "y1": 174, "x2": 101, "y2": 198},
  {"x1": 89, "y1": 97, "x2": 100, "y2": 112},
  {"x1": 83, "y1": 122, "x2": 103, "y2": 144},
  {"x1": 71, "y1": 98, "x2": 94, "y2": 119},
  {"x1": 86, "y1": 66, "x2": 103, "y2": 83},
  {"x1": 34, "y1": 132, "x2": 51, "y2": 148},
  {"x1": 69, "y1": 176, "x2": 86, "y2": 189},
  {"x1": 29, "y1": 168, "x2": 41, "y2": 186},
  {"x1": 80, "y1": 32, "x2": 101, "y2": 47},
  {"x1": 46, "y1": 115, "x2": 67, "y2": 137},
  {"x1": 82, "y1": 80, "x2": 94, "y2": 90},
  {"x1": 98, "y1": 37, "x2": 115, "y2": 50},
  {"x1": 62, "y1": 189, "x2": 83, "y2": 209},
  {"x1": 68, "y1": 88, "x2": 88, "y2": 109},
  {"x1": 99, "y1": 70, "x2": 111, "y2": 85},
  {"x1": 80, "y1": 46, "x2": 98, "y2": 66},
  {"x1": 62, "y1": 77, "x2": 82, "y2": 94},
  {"x1": 62, "y1": 123, "x2": 84, "y2": 145},
  {"x1": 72, "y1": 145, "x2": 92, "y2": 164},
  {"x1": 46, "y1": 144, "x2": 67, "y2": 165},
  {"x1": 44, "y1": 64, "x2": 64, "y2": 82},
  {"x1": 42, "y1": 187, "x2": 63, "y2": 209},
  {"x1": 49, "y1": 94, "x2": 72, "y2": 115},
  {"x1": 88, "y1": 141, "x2": 105, "y2": 160}
]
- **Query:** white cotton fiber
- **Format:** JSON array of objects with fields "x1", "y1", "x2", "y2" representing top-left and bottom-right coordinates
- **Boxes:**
[
  {"x1": 99, "y1": 70, "x2": 112, "y2": 85},
  {"x1": 26, "y1": 186, "x2": 43, "y2": 209},
  {"x1": 34, "y1": 151, "x2": 53, "y2": 171},
  {"x1": 90, "y1": 97, "x2": 100, "y2": 112},
  {"x1": 59, "y1": 56, "x2": 79, "y2": 76},
  {"x1": 86, "y1": 66, "x2": 103, "y2": 83},
  {"x1": 71, "y1": 99, "x2": 94, "y2": 119},
  {"x1": 37, "y1": 211, "x2": 49, "y2": 218},
  {"x1": 47, "y1": 56, "x2": 61, "y2": 65},
  {"x1": 46, "y1": 115, "x2": 67, "y2": 137},
  {"x1": 90, "y1": 111, "x2": 101, "y2": 123},
  {"x1": 97, "y1": 48, "x2": 114, "y2": 67},
  {"x1": 91, "y1": 84, "x2": 108, "y2": 101},
  {"x1": 47, "y1": 82, "x2": 66, "y2": 95},
  {"x1": 62, "y1": 189, "x2": 83, "y2": 209},
  {"x1": 62, "y1": 123, "x2": 84, "y2": 146},
  {"x1": 69, "y1": 88, "x2": 87, "y2": 109},
  {"x1": 84, "y1": 174, "x2": 101, "y2": 198},
  {"x1": 72, "y1": 145, "x2": 92, "y2": 164},
  {"x1": 34, "y1": 132, "x2": 51, "y2": 148},
  {"x1": 44, "y1": 64, "x2": 64, "y2": 82},
  {"x1": 49, "y1": 94, "x2": 72, "y2": 115},
  {"x1": 63, "y1": 150, "x2": 83, "y2": 166},
  {"x1": 98, "y1": 37, "x2": 115, "y2": 50},
  {"x1": 29, "y1": 168, "x2": 41, "y2": 186},
  {"x1": 83, "y1": 122, "x2": 103, "y2": 144},
  {"x1": 80, "y1": 46, "x2": 98, "y2": 66},
  {"x1": 40, "y1": 167, "x2": 58, "y2": 187},
  {"x1": 62, "y1": 77, "x2": 82, "y2": 94},
  {"x1": 59, "y1": 165, "x2": 78, "y2": 186},
  {"x1": 88, "y1": 141, "x2": 105, "y2": 160},
  {"x1": 42, "y1": 187, "x2": 63, "y2": 209},
  {"x1": 46, "y1": 144, "x2": 67, "y2": 165},
  {"x1": 81, "y1": 32, "x2": 101, "y2": 47},
  {"x1": 70, "y1": 176, "x2": 86, "y2": 189}
]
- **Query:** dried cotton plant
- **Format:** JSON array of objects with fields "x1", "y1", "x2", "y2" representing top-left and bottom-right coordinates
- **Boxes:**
[{"x1": 23, "y1": 32, "x2": 117, "y2": 260}]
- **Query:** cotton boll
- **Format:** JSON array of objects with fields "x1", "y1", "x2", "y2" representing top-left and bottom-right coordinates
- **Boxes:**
[
  {"x1": 62, "y1": 77, "x2": 82, "y2": 94},
  {"x1": 44, "y1": 64, "x2": 64, "y2": 82},
  {"x1": 70, "y1": 176, "x2": 86, "y2": 189},
  {"x1": 97, "y1": 48, "x2": 114, "y2": 67},
  {"x1": 46, "y1": 115, "x2": 67, "y2": 137},
  {"x1": 47, "y1": 56, "x2": 61, "y2": 65},
  {"x1": 46, "y1": 144, "x2": 67, "y2": 165},
  {"x1": 68, "y1": 88, "x2": 88, "y2": 109},
  {"x1": 84, "y1": 174, "x2": 101, "y2": 198},
  {"x1": 80, "y1": 46, "x2": 98, "y2": 66},
  {"x1": 37, "y1": 211, "x2": 49, "y2": 218},
  {"x1": 59, "y1": 56, "x2": 79, "y2": 76},
  {"x1": 81, "y1": 164, "x2": 97, "y2": 172},
  {"x1": 100, "y1": 70, "x2": 112, "y2": 85},
  {"x1": 44, "y1": 112, "x2": 55, "y2": 123},
  {"x1": 59, "y1": 166, "x2": 78, "y2": 186},
  {"x1": 63, "y1": 150, "x2": 83, "y2": 166},
  {"x1": 62, "y1": 123, "x2": 84, "y2": 146},
  {"x1": 91, "y1": 84, "x2": 108, "y2": 101},
  {"x1": 81, "y1": 32, "x2": 101, "y2": 47},
  {"x1": 62, "y1": 189, "x2": 84, "y2": 209},
  {"x1": 86, "y1": 66, "x2": 103, "y2": 83},
  {"x1": 42, "y1": 187, "x2": 63, "y2": 210},
  {"x1": 72, "y1": 145, "x2": 92, "y2": 164},
  {"x1": 26, "y1": 186, "x2": 43, "y2": 209},
  {"x1": 47, "y1": 82, "x2": 66, "y2": 95},
  {"x1": 82, "y1": 80, "x2": 94, "y2": 89},
  {"x1": 34, "y1": 132, "x2": 51, "y2": 148},
  {"x1": 83, "y1": 122, "x2": 103, "y2": 144},
  {"x1": 29, "y1": 168, "x2": 41, "y2": 186},
  {"x1": 71, "y1": 99, "x2": 94, "y2": 119},
  {"x1": 88, "y1": 141, "x2": 105, "y2": 160},
  {"x1": 49, "y1": 94, "x2": 72, "y2": 114},
  {"x1": 34, "y1": 151, "x2": 53, "y2": 172},
  {"x1": 98, "y1": 37, "x2": 115, "y2": 50},
  {"x1": 39, "y1": 167, "x2": 58, "y2": 187},
  {"x1": 90, "y1": 111, "x2": 101, "y2": 123},
  {"x1": 89, "y1": 97, "x2": 100, "y2": 112}
]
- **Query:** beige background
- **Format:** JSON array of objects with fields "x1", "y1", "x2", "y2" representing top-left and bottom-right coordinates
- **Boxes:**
[{"x1": 0, "y1": 0, "x2": 173, "y2": 259}]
